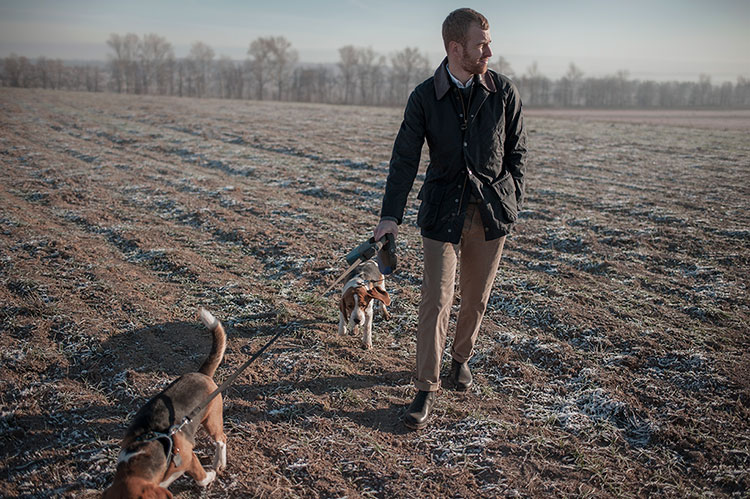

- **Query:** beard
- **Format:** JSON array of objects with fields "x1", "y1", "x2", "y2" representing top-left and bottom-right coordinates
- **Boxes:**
[{"x1": 460, "y1": 51, "x2": 489, "y2": 76}]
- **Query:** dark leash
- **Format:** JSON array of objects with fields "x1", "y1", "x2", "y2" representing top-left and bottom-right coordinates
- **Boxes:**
[
  {"x1": 151, "y1": 235, "x2": 397, "y2": 457},
  {"x1": 164, "y1": 326, "x2": 286, "y2": 444}
]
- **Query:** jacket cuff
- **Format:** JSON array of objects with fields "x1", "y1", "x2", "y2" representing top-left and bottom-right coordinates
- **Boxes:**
[{"x1": 380, "y1": 216, "x2": 399, "y2": 224}]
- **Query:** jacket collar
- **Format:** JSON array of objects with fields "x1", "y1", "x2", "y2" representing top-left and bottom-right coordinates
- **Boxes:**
[{"x1": 434, "y1": 57, "x2": 496, "y2": 100}]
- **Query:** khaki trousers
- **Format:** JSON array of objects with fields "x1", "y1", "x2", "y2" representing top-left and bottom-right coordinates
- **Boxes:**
[{"x1": 415, "y1": 204, "x2": 506, "y2": 392}]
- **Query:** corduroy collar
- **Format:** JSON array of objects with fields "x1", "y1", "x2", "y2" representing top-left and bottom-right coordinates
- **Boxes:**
[{"x1": 434, "y1": 57, "x2": 496, "y2": 100}]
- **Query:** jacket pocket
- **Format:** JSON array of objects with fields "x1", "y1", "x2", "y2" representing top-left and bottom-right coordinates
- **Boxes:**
[
  {"x1": 489, "y1": 172, "x2": 518, "y2": 223},
  {"x1": 417, "y1": 183, "x2": 445, "y2": 230}
]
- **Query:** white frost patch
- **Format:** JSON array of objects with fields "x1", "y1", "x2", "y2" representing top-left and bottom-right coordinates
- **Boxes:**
[
  {"x1": 521, "y1": 369, "x2": 656, "y2": 446},
  {"x1": 415, "y1": 417, "x2": 500, "y2": 467}
]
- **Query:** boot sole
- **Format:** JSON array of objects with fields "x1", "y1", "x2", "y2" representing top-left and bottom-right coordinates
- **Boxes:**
[{"x1": 403, "y1": 418, "x2": 429, "y2": 430}]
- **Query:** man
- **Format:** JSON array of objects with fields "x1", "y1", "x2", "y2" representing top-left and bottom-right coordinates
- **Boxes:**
[{"x1": 373, "y1": 8, "x2": 527, "y2": 429}]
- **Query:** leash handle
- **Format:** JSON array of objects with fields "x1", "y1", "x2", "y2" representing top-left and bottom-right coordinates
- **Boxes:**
[{"x1": 323, "y1": 236, "x2": 389, "y2": 296}]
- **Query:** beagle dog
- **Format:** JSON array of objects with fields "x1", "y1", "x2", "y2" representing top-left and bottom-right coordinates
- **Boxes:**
[
  {"x1": 103, "y1": 309, "x2": 227, "y2": 498},
  {"x1": 339, "y1": 260, "x2": 391, "y2": 349}
]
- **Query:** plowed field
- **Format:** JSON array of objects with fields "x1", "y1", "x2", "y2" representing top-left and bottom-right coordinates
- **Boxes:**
[{"x1": 1, "y1": 88, "x2": 748, "y2": 497}]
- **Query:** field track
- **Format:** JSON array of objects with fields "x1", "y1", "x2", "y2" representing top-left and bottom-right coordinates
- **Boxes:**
[{"x1": 1, "y1": 88, "x2": 748, "y2": 497}]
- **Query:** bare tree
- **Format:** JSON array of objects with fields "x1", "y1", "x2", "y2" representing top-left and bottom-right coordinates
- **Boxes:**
[
  {"x1": 35, "y1": 56, "x2": 50, "y2": 88},
  {"x1": 139, "y1": 33, "x2": 174, "y2": 94},
  {"x1": 356, "y1": 47, "x2": 385, "y2": 105},
  {"x1": 216, "y1": 56, "x2": 244, "y2": 99},
  {"x1": 695, "y1": 73, "x2": 713, "y2": 106},
  {"x1": 106, "y1": 34, "x2": 125, "y2": 92},
  {"x1": 175, "y1": 58, "x2": 186, "y2": 97},
  {"x1": 85, "y1": 64, "x2": 101, "y2": 92},
  {"x1": 635, "y1": 80, "x2": 658, "y2": 107},
  {"x1": 70, "y1": 65, "x2": 87, "y2": 91},
  {"x1": 3, "y1": 54, "x2": 32, "y2": 87},
  {"x1": 519, "y1": 61, "x2": 551, "y2": 106},
  {"x1": 735, "y1": 76, "x2": 750, "y2": 107},
  {"x1": 248, "y1": 36, "x2": 298, "y2": 100},
  {"x1": 390, "y1": 47, "x2": 429, "y2": 105},
  {"x1": 338, "y1": 45, "x2": 358, "y2": 104},
  {"x1": 241, "y1": 59, "x2": 254, "y2": 99},
  {"x1": 293, "y1": 65, "x2": 321, "y2": 102},
  {"x1": 248, "y1": 37, "x2": 273, "y2": 100},
  {"x1": 613, "y1": 70, "x2": 632, "y2": 107},
  {"x1": 216, "y1": 56, "x2": 231, "y2": 98},
  {"x1": 50, "y1": 59, "x2": 65, "y2": 89},
  {"x1": 268, "y1": 36, "x2": 298, "y2": 101},
  {"x1": 9, "y1": 34, "x2": 747, "y2": 110},
  {"x1": 187, "y1": 41, "x2": 215, "y2": 98},
  {"x1": 556, "y1": 62, "x2": 583, "y2": 107},
  {"x1": 107, "y1": 33, "x2": 139, "y2": 93},
  {"x1": 718, "y1": 81, "x2": 733, "y2": 108},
  {"x1": 579, "y1": 70, "x2": 631, "y2": 108}
]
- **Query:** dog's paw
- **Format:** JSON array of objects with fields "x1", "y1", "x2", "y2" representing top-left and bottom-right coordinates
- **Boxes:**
[
  {"x1": 213, "y1": 441, "x2": 227, "y2": 471},
  {"x1": 198, "y1": 470, "x2": 216, "y2": 487}
]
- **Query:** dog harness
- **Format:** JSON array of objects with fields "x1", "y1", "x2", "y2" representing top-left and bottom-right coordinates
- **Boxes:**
[{"x1": 132, "y1": 429, "x2": 182, "y2": 467}]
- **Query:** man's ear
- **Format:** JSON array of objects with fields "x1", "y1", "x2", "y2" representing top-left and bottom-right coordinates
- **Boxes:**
[
  {"x1": 448, "y1": 39, "x2": 463, "y2": 59},
  {"x1": 368, "y1": 288, "x2": 391, "y2": 306}
]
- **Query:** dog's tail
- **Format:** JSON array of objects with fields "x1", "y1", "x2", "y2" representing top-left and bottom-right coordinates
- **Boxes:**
[{"x1": 198, "y1": 308, "x2": 226, "y2": 379}]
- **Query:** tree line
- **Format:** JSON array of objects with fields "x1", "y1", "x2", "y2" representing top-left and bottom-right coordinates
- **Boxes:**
[{"x1": 2, "y1": 33, "x2": 749, "y2": 109}]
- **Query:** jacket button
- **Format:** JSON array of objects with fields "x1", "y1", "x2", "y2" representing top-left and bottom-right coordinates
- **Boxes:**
[
  {"x1": 448, "y1": 229, "x2": 452, "y2": 233},
  {"x1": 484, "y1": 227, "x2": 489, "y2": 231},
  {"x1": 455, "y1": 198, "x2": 459, "y2": 203},
  {"x1": 463, "y1": 142, "x2": 467, "y2": 147}
]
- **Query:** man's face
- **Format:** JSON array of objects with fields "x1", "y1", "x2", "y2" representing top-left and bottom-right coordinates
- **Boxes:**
[{"x1": 458, "y1": 24, "x2": 493, "y2": 75}]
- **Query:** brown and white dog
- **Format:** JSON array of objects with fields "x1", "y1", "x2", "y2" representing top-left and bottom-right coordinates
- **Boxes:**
[
  {"x1": 103, "y1": 309, "x2": 227, "y2": 498},
  {"x1": 339, "y1": 260, "x2": 391, "y2": 349}
]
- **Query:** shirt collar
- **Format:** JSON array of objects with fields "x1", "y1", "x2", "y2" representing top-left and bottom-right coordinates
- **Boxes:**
[{"x1": 446, "y1": 66, "x2": 474, "y2": 89}]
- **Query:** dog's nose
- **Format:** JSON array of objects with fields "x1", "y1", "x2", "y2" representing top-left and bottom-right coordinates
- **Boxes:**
[{"x1": 353, "y1": 317, "x2": 362, "y2": 324}]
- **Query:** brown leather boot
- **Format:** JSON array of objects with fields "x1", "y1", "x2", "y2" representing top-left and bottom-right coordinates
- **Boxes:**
[
  {"x1": 403, "y1": 390, "x2": 436, "y2": 430},
  {"x1": 449, "y1": 359, "x2": 472, "y2": 391}
]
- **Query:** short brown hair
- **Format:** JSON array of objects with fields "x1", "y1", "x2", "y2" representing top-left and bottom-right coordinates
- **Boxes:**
[{"x1": 442, "y1": 8, "x2": 489, "y2": 52}]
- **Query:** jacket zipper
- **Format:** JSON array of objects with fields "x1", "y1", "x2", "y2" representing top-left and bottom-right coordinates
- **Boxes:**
[
  {"x1": 457, "y1": 84, "x2": 473, "y2": 131},
  {"x1": 456, "y1": 84, "x2": 474, "y2": 222}
]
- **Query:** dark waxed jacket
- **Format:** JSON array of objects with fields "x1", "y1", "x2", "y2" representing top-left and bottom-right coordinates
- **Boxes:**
[{"x1": 380, "y1": 58, "x2": 527, "y2": 243}]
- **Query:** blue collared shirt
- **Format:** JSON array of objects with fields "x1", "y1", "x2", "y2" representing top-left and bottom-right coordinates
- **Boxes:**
[{"x1": 446, "y1": 65, "x2": 474, "y2": 89}]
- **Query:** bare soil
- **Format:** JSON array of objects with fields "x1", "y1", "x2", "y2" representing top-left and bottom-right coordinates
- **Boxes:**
[{"x1": 1, "y1": 88, "x2": 748, "y2": 498}]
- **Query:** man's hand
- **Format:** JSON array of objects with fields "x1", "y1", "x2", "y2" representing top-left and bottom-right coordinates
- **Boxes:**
[{"x1": 374, "y1": 219, "x2": 398, "y2": 241}]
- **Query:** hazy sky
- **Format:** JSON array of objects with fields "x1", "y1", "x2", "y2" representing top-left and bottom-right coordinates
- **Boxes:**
[{"x1": 1, "y1": 0, "x2": 748, "y2": 82}]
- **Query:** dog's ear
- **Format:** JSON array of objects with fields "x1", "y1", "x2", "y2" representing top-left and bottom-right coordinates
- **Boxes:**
[
  {"x1": 368, "y1": 287, "x2": 391, "y2": 306},
  {"x1": 339, "y1": 289, "x2": 351, "y2": 317}
]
